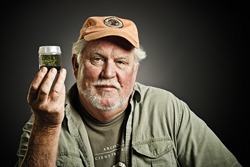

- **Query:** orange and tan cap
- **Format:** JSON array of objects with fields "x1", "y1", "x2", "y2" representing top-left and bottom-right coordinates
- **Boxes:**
[{"x1": 78, "y1": 16, "x2": 139, "y2": 48}]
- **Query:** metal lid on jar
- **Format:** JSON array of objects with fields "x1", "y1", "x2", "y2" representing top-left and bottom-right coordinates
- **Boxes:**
[{"x1": 38, "y1": 46, "x2": 61, "y2": 55}]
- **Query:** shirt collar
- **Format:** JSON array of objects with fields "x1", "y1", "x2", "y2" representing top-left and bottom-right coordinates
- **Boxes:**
[{"x1": 132, "y1": 82, "x2": 141, "y2": 103}]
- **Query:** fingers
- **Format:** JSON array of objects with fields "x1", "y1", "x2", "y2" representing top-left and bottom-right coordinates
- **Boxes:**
[
  {"x1": 28, "y1": 67, "x2": 48, "y2": 103},
  {"x1": 37, "y1": 68, "x2": 58, "y2": 102},
  {"x1": 28, "y1": 67, "x2": 67, "y2": 104},
  {"x1": 49, "y1": 68, "x2": 67, "y2": 102}
]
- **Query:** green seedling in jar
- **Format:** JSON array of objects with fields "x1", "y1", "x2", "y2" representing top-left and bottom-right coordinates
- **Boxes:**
[
  {"x1": 39, "y1": 46, "x2": 62, "y2": 71},
  {"x1": 42, "y1": 55, "x2": 58, "y2": 66}
]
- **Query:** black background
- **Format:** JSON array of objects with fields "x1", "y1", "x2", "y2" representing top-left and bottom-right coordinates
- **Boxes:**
[{"x1": 1, "y1": 1, "x2": 247, "y2": 166}]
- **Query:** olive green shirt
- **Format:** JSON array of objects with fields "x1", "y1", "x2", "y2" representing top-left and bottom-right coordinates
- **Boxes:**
[{"x1": 16, "y1": 82, "x2": 242, "y2": 167}]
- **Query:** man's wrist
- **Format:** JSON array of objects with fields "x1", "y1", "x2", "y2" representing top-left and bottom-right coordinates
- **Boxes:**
[{"x1": 32, "y1": 118, "x2": 61, "y2": 135}]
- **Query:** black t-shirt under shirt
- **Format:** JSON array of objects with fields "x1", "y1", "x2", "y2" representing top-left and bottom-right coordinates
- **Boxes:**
[{"x1": 74, "y1": 93, "x2": 129, "y2": 167}]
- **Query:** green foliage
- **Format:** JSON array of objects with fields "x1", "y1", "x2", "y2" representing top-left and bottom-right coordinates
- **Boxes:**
[{"x1": 42, "y1": 55, "x2": 58, "y2": 66}]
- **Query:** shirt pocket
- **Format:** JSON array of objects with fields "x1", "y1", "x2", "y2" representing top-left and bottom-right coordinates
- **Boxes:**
[
  {"x1": 56, "y1": 154, "x2": 85, "y2": 167},
  {"x1": 132, "y1": 138, "x2": 178, "y2": 167}
]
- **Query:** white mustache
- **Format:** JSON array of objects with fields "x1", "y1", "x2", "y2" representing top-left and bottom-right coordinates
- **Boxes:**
[{"x1": 92, "y1": 79, "x2": 121, "y2": 89}]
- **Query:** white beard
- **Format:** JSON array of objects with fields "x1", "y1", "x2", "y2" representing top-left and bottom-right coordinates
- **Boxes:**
[
  {"x1": 82, "y1": 87, "x2": 126, "y2": 111},
  {"x1": 77, "y1": 79, "x2": 130, "y2": 111}
]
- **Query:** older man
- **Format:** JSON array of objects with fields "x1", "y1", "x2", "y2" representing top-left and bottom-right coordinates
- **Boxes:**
[{"x1": 16, "y1": 16, "x2": 241, "y2": 167}]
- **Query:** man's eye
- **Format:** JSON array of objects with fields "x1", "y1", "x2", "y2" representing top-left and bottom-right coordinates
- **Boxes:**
[
  {"x1": 93, "y1": 57, "x2": 104, "y2": 63},
  {"x1": 91, "y1": 56, "x2": 104, "y2": 66},
  {"x1": 95, "y1": 58, "x2": 102, "y2": 61},
  {"x1": 117, "y1": 61, "x2": 124, "y2": 64}
]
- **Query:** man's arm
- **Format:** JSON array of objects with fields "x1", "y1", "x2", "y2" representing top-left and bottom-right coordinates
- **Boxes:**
[
  {"x1": 20, "y1": 122, "x2": 61, "y2": 167},
  {"x1": 20, "y1": 67, "x2": 66, "y2": 167}
]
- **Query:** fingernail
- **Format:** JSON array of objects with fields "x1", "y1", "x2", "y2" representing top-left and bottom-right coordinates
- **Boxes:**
[
  {"x1": 41, "y1": 67, "x2": 47, "y2": 73},
  {"x1": 51, "y1": 68, "x2": 57, "y2": 74},
  {"x1": 61, "y1": 68, "x2": 66, "y2": 75}
]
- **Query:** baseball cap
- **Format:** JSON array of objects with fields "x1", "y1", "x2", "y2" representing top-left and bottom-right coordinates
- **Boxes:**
[{"x1": 78, "y1": 16, "x2": 139, "y2": 48}]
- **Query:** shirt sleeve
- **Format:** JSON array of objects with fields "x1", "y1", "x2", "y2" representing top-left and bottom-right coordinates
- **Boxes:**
[
  {"x1": 15, "y1": 115, "x2": 34, "y2": 167},
  {"x1": 176, "y1": 101, "x2": 242, "y2": 167}
]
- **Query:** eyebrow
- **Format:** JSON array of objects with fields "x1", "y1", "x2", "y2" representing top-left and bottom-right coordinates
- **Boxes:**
[
  {"x1": 90, "y1": 49, "x2": 130, "y2": 61},
  {"x1": 88, "y1": 49, "x2": 105, "y2": 58},
  {"x1": 91, "y1": 50, "x2": 104, "y2": 56}
]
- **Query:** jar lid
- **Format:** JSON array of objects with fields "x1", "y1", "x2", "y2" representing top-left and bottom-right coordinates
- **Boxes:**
[{"x1": 38, "y1": 46, "x2": 61, "y2": 55}]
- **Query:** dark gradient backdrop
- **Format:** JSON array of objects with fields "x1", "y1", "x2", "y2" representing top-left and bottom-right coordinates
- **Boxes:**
[{"x1": 1, "y1": 1, "x2": 247, "y2": 166}]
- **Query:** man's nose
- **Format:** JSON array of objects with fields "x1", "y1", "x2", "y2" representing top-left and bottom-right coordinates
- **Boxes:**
[{"x1": 101, "y1": 61, "x2": 116, "y2": 79}]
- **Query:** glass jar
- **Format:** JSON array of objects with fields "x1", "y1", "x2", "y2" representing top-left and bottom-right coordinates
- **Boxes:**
[{"x1": 38, "y1": 46, "x2": 62, "y2": 71}]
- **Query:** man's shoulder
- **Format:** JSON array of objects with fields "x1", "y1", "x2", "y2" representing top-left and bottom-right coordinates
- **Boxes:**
[
  {"x1": 134, "y1": 82, "x2": 180, "y2": 103},
  {"x1": 135, "y1": 82, "x2": 188, "y2": 115},
  {"x1": 132, "y1": 82, "x2": 185, "y2": 137}
]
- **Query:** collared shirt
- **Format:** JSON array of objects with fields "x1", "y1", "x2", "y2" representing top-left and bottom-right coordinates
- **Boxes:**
[{"x1": 16, "y1": 82, "x2": 242, "y2": 167}]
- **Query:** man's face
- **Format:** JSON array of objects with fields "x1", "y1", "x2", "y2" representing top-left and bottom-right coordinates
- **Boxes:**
[{"x1": 73, "y1": 37, "x2": 138, "y2": 112}]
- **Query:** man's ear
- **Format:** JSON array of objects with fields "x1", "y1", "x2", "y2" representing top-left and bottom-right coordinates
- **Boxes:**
[{"x1": 71, "y1": 54, "x2": 79, "y2": 79}]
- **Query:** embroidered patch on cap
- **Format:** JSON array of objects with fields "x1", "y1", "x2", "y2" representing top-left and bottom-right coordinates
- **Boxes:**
[{"x1": 104, "y1": 17, "x2": 123, "y2": 28}]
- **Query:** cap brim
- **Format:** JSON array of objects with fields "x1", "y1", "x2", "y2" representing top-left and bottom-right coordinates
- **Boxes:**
[{"x1": 84, "y1": 30, "x2": 139, "y2": 48}]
